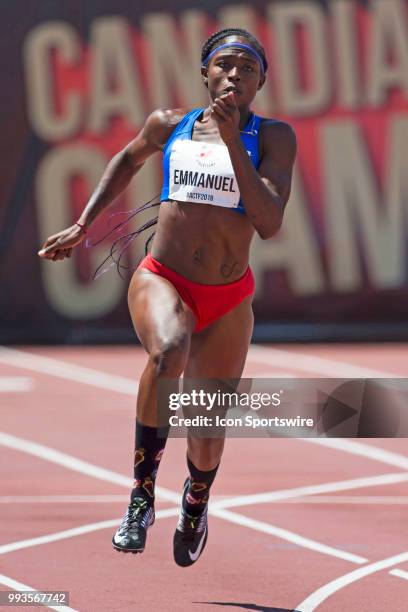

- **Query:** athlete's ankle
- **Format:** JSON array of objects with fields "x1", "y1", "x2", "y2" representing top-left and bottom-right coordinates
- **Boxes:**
[{"x1": 130, "y1": 488, "x2": 155, "y2": 505}]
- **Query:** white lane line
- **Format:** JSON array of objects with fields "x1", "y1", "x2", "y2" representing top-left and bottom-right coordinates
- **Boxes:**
[
  {"x1": 296, "y1": 550, "x2": 408, "y2": 612},
  {"x1": 0, "y1": 346, "x2": 138, "y2": 396},
  {"x1": 248, "y1": 346, "x2": 408, "y2": 474},
  {"x1": 0, "y1": 434, "x2": 406, "y2": 582},
  {"x1": 0, "y1": 504, "x2": 366, "y2": 566},
  {"x1": 0, "y1": 495, "x2": 130, "y2": 504},
  {"x1": 0, "y1": 377, "x2": 33, "y2": 392},
  {"x1": 2, "y1": 347, "x2": 407, "y2": 588},
  {"x1": 303, "y1": 438, "x2": 408, "y2": 471},
  {"x1": 210, "y1": 472, "x2": 408, "y2": 509},
  {"x1": 264, "y1": 495, "x2": 408, "y2": 505},
  {"x1": 248, "y1": 345, "x2": 403, "y2": 378},
  {"x1": 0, "y1": 432, "x2": 382, "y2": 567},
  {"x1": 210, "y1": 508, "x2": 367, "y2": 564},
  {"x1": 2, "y1": 492, "x2": 408, "y2": 506},
  {"x1": 0, "y1": 432, "x2": 180, "y2": 505},
  {"x1": 0, "y1": 504, "x2": 402, "y2": 589},
  {"x1": 0, "y1": 508, "x2": 180, "y2": 556},
  {"x1": 390, "y1": 569, "x2": 408, "y2": 581},
  {"x1": 3, "y1": 432, "x2": 407, "y2": 512},
  {"x1": 0, "y1": 574, "x2": 77, "y2": 612},
  {"x1": 2, "y1": 346, "x2": 406, "y2": 474}
]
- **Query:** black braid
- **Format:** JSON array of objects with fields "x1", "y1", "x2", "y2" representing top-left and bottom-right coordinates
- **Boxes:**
[
  {"x1": 201, "y1": 28, "x2": 268, "y2": 73},
  {"x1": 86, "y1": 195, "x2": 160, "y2": 280}
]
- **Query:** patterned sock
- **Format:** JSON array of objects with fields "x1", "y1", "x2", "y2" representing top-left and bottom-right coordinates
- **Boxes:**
[
  {"x1": 182, "y1": 453, "x2": 219, "y2": 516},
  {"x1": 131, "y1": 419, "x2": 170, "y2": 503}
]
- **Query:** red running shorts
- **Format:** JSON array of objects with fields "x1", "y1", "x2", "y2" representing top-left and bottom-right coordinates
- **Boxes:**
[{"x1": 137, "y1": 253, "x2": 255, "y2": 333}]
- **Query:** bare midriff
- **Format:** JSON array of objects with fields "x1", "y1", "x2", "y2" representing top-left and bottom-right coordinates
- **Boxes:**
[{"x1": 150, "y1": 200, "x2": 254, "y2": 285}]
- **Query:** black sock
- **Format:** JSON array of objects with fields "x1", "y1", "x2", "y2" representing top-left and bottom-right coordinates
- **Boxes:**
[
  {"x1": 182, "y1": 453, "x2": 219, "y2": 516},
  {"x1": 131, "y1": 419, "x2": 170, "y2": 503}
]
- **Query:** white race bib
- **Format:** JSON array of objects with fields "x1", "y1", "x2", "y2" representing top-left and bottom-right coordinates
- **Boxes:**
[{"x1": 168, "y1": 140, "x2": 240, "y2": 208}]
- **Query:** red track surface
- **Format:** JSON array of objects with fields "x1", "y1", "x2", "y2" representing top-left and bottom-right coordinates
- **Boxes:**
[{"x1": 0, "y1": 344, "x2": 407, "y2": 611}]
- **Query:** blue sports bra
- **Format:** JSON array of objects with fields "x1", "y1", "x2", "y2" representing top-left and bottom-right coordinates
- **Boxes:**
[{"x1": 160, "y1": 108, "x2": 262, "y2": 214}]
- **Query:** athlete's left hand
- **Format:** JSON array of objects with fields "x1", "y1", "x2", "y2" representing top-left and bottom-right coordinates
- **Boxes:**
[{"x1": 211, "y1": 92, "x2": 240, "y2": 144}]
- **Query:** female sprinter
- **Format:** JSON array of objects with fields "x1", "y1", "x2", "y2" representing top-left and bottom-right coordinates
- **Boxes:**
[{"x1": 38, "y1": 28, "x2": 297, "y2": 567}]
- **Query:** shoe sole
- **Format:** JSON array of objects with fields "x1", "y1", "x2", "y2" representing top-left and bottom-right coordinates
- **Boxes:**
[
  {"x1": 111, "y1": 515, "x2": 155, "y2": 554},
  {"x1": 113, "y1": 545, "x2": 144, "y2": 554}
]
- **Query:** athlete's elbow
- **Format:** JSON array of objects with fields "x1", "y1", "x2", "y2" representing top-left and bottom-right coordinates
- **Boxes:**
[
  {"x1": 121, "y1": 147, "x2": 145, "y2": 174},
  {"x1": 256, "y1": 214, "x2": 283, "y2": 240},
  {"x1": 257, "y1": 222, "x2": 282, "y2": 240}
]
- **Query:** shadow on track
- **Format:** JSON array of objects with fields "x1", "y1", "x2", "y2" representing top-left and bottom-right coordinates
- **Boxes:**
[{"x1": 193, "y1": 602, "x2": 300, "y2": 612}]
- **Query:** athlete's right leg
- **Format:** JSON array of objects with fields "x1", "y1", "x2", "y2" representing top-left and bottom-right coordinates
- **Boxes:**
[
  {"x1": 112, "y1": 268, "x2": 196, "y2": 554},
  {"x1": 128, "y1": 269, "x2": 196, "y2": 425}
]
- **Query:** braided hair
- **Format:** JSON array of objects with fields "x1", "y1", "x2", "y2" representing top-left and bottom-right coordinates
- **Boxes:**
[
  {"x1": 87, "y1": 195, "x2": 160, "y2": 280},
  {"x1": 201, "y1": 28, "x2": 268, "y2": 74}
]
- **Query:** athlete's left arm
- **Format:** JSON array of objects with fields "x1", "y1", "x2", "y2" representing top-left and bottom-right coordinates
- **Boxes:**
[{"x1": 229, "y1": 120, "x2": 297, "y2": 239}]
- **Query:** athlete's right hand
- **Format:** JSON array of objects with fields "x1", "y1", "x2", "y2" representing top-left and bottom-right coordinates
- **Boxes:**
[{"x1": 37, "y1": 223, "x2": 87, "y2": 261}]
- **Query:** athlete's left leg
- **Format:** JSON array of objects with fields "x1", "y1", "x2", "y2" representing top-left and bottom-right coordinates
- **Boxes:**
[
  {"x1": 185, "y1": 293, "x2": 254, "y2": 470},
  {"x1": 173, "y1": 295, "x2": 254, "y2": 566}
]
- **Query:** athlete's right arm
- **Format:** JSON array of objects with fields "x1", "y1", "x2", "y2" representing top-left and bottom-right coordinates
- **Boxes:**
[{"x1": 38, "y1": 109, "x2": 182, "y2": 261}]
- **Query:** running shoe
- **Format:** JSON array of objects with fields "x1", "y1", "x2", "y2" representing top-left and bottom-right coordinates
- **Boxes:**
[
  {"x1": 112, "y1": 496, "x2": 155, "y2": 553},
  {"x1": 173, "y1": 478, "x2": 208, "y2": 567}
]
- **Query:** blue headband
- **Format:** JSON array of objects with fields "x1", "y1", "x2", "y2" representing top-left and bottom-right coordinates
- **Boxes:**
[{"x1": 203, "y1": 42, "x2": 265, "y2": 76}]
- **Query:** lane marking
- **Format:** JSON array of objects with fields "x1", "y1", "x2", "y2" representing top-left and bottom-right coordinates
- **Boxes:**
[
  {"x1": 4, "y1": 346, "x2": 406, "y2": 476},
  {"x1": 1, "y1": 347, "x2": 408, "y2": 593},
  {"x1": 209, "y1": 508, "x2": 367, "y2": 564},
  {"x1": 210, "y1": 472, "x2": 408, "y2": 509},
  {"x1": 0, "y1": 495, "x2": 148, "y2": 504},
  {"x1": 248, "y1": 345, "x2": 403, "y2": 378},
  {"x1": 0, "y1": 432, "x2": 180, "y2": 505},
  {"x1": 247, "y1": 346, "x2": 408, "y2": 472},
  {"x1": 390, "y1": 569, "x2": 408, "y2": 581},
  {"x1": 0, "y1": 432, "x2": 383, "y2": 566},
  {"x1": 0, "y1": 574, "x2": 77, "y2": 612},
  {"x1": 0, "y1": 432, "x2": 406, "y2": 583},
  {"x1": 2, "y1": 492, "x2": 408, "y2": 506},
  {"x1": 0, "y1": 508, "x2": 180, "y2": 556},
  {"x1": 0, "y1": 377, "x2": 33, "y2": 392},
  {"x1": 0, "y1": 505, "x2": 404, "y2": 591},
  {"x1": 2, "y1": 345, "x2": 402, "y2": 400},
  {"x1": 2, "y1": 346, "x2": 406, "y2": 471},
  {"x1": 0, "y1": 504, "x2": 367, "y2": 565},
  {"x1": 0, "y1": 346, "x2": 138, "y2": 396},
  {"x1": 296, "y1": 551, "x2": 408, "y2": 611},
  {"x1": 2, "y1": 432, "x2": 406, "y2": 513},
  {"x1": 264, "y1": 495, "x2": 408, "y2": 505},
  {"x1": 2, "y1": 347, "x2": 407, "y2": 475}
]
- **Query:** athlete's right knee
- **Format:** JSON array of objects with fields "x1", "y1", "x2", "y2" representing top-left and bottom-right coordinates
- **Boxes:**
[{"x1": 148, "y1": 333, "x2": 190, "y2": 377}]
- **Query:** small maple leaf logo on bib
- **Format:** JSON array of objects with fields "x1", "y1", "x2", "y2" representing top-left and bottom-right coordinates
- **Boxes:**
[{"x1": 196, "y1": 144, "x2": 216, "y2": 168}]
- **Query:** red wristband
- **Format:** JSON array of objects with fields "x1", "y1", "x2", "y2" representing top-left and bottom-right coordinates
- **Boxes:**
[{"x1": 75, "y1": 221, "x2": 87, "y2": 233}]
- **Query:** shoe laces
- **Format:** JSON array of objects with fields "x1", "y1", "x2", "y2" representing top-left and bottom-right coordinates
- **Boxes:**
[
  {"x1": 179, "y1": 509, "x2": 207, "y2": 542},
  {"x1": 124, "y1": 498, "x2": 151, "y2": 529}
]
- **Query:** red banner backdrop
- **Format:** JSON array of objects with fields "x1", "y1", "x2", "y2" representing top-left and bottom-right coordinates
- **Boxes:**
[{"x1": 1, "y1": 0, "x2": 407, "y2": 342}]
